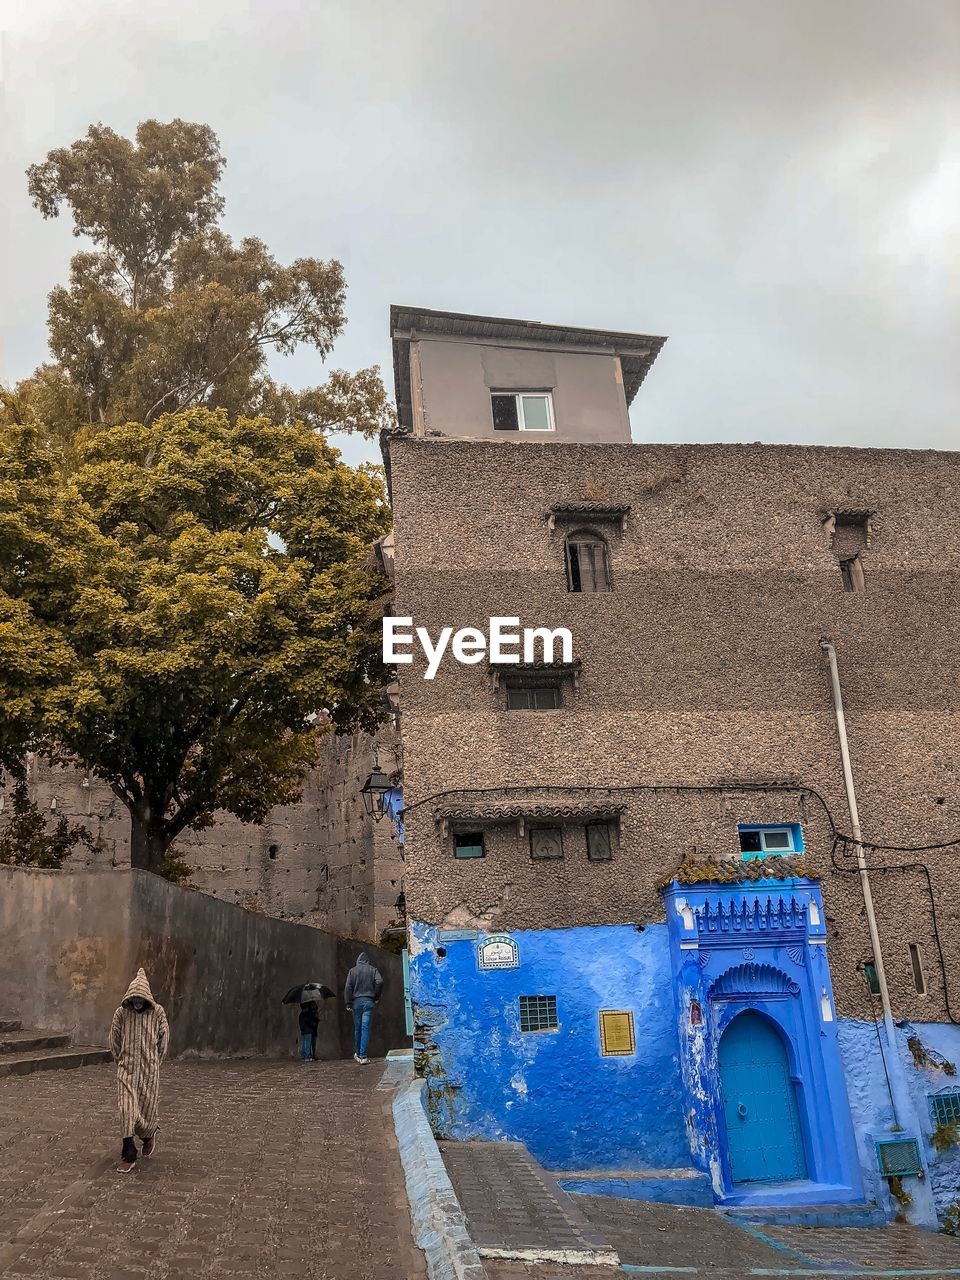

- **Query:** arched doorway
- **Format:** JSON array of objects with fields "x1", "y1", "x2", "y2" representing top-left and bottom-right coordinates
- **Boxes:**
[{"x1": 718, "y1": 1011, "x2": 807, "y2": 1184}]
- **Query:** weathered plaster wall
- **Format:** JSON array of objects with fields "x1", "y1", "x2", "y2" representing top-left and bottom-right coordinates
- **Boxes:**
[
  {"x1": 0, "y1": 866, "x2": 407, "y2": 1059},
  {"x1": 389, "y1": 437, "x2": 960, "y2": 1025},
  {"x1": 416, "y1": 340, "x2": 631, "y2": 443},
  {"x1": 408, "y1": 919, "x2": 688, "y2": 1171},
  {"x1": 5, "y1": 725, "x2": 405, "y2": 944},
  {"x1": 838, "y1": 1018, "x2": 960, "y2": 1221}
]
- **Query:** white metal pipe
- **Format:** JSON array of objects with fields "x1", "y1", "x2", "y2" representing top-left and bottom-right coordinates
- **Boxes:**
[{"x1": 819, "y1": 639, "x2": 901, "y2": 1077}]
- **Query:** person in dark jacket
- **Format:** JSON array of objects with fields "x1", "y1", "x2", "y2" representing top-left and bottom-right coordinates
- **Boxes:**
[
  {"x1": 344, "y1": 952, "x2": 383, "y2": 1064},
  {"x1": 298, "y1": 1000, "x2": 320, "y2": 1062}
]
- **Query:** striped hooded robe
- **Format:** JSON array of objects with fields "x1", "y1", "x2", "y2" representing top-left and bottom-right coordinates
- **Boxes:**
[{"x1": 109, "y1": 969, "x2": 169, "y2": 1140}]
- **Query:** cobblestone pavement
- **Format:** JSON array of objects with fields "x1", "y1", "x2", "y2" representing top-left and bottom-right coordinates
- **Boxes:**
[
  {"x1": 441, "y1": 1140, "x2": 615, "y2": 1261},
  {"x1": 0, "y1": 1060, "x2": 426, "y2": 1280},
  {"x1": 442, "y1": 1137, "x2": 960, "y2": 1279}
]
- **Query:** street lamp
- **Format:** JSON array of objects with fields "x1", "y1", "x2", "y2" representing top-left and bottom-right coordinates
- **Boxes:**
[{"x1": 360, "y1": 756, "x2": 392, "y2": 821}]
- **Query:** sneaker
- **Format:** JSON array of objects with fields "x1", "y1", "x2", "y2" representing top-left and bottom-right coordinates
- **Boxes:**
[
  {"x1": 358, "y1": 1056, "x2": 369, "y2": 1065},
  {"x1": 353, "y1": 1053, "x2": 360, "y2": 1063},
  {"x1": 117, "y1": 1159, "x2": 136, "y2": 1174},
  {"x1": 142, "y1": 1135, "x2": 157, "y2": 1158}
]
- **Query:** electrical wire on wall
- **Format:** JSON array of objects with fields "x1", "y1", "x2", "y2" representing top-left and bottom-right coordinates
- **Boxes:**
[{"x1": 401, "y1": 779, "x2": 960, "y2": 1025}]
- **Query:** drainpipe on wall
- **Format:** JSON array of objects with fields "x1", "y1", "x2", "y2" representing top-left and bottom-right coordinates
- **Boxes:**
[
  {"x1": 819, "y1": 638, "x2": 941, "y2": 1229},
  {"x1": 819, "y1": 638, "x2": 899, "y2": 1073}
]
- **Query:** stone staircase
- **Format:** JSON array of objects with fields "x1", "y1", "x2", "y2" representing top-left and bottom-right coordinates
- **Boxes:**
[{"x1": 0, "y1": 1018, "x2": 112, "y2": 1077}]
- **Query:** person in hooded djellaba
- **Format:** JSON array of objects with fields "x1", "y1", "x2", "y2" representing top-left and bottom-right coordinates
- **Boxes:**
[{"x1": 109, "y1": 968, "x2": 170, "y2": 1174}]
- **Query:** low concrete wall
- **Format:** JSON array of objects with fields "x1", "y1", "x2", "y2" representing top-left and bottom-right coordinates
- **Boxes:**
[{"x1": 0, "y1": 866, "x2": 407, "y2": 1059}]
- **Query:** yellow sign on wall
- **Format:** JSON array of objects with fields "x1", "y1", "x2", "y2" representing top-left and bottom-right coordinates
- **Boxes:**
[{"x1": 599, "y1": 1009, "x2": 636, "y2": 1056}]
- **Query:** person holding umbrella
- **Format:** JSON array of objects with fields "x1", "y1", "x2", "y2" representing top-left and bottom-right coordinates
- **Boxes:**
[{"x1": 281, "y1": 982, "x2": 334, "y2": 1062}]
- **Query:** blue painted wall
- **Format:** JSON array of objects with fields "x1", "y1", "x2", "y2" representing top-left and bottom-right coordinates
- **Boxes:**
[
  {"x1": 839, "y1": 1016, "x2": 960, "y2": 1222},
  {"x1": 408, "y1": 920, "x2": 689, "y2": 1171}
]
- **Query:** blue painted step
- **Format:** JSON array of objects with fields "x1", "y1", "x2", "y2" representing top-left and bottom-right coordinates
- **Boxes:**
[
  {"x1": 557, "y1": 1167, "x2": 714, "y2": 1208},
  {"x1": 722, "y1": 1200, "x2": 887, "y2": 1228}
]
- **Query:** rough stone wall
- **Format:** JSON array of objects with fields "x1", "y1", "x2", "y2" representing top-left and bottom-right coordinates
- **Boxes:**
[
  {"x1": 388, "y1": 436, "x2": 960, "y2": 1025},
  {"x1": 4, "y1": 725, "x2": 405, "y2": 944},
  {"x1": 0, "y1": 865, "x2": 407, "y2": 1058}
]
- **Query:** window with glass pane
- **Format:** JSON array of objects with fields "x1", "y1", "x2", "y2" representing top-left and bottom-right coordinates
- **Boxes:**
[
  {"x1": 519, "y1": 394, "x2": 552, "y2": 431},
  {"x1": 738, "y1": 824, "x2": 801, "y2": 858},
  {"x1": 454, "y1": 831, "x2": 485, "y2": 859},
  {"x1": 566, "y1": 536, "x2": 610, "y2": 592},
  {"x1": 491, "y1": 394, "x2": 520, "y2": 431},
  {"x1": 490, "y1": 392, "x2": 554, "y2": 432},
  {"x1": 506, "y1": 683, "x2": 561, "y2": 710}
]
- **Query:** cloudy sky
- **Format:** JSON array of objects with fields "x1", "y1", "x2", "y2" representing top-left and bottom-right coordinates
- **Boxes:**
[{"x1": 2, "y1": 0, "x2": 958, "y2": 466}]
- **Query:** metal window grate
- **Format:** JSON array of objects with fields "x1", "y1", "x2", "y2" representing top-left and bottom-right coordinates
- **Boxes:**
[
  {"x1": 931, "y1": 1093, "x2": 960, "y2": 1126},
  {"x1": 519, "y1": 995, "x2": 558, "y2": 1032},
  {"x1": 876, "y1": 1137, "x2": 922, "y2": 1177}
]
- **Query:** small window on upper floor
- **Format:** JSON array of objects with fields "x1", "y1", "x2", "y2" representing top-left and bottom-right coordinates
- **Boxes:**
[
  {"x1": 454, "y1": 830, "x2": 485, "y2": 859},
  {"x1": 505, "y1": 679, "x2": 562, "y2": 711},
  {"x1": 840, "y1": 555, "x2": 866, "y2": 593},
  {"x1": 565, "y1": 533, "x2": 611, "y2": 593},
  {"x1": 909, "y1": 942, "x2": 927, "y2": 995},
  {"x1": 491, "y1": 391, "x2": 555, "y2": 432},
  {"x1": 738, "y1": 823, "x2": 803, "y2": 859}
]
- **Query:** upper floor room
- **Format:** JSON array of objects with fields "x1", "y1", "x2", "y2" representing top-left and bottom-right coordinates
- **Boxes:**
[{"x1": 390, "y1": 305, "x2": 666, "y2": 445}]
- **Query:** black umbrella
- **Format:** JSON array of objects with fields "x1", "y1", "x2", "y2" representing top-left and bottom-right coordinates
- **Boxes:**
[{"x1": 282, "y1": 982, "x2": 335, "y2": 1004}]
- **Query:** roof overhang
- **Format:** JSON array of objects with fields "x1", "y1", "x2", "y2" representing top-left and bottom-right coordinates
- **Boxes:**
[{"x1": 389, "y1": 304, "x2": 667, "y2": 433}]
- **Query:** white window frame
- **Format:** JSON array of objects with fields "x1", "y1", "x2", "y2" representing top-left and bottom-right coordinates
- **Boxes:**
[
  {"x1": 492, "y1": 390, "x2": 555, "y2": 432},
  {"x1": 738, "y1": 824, "x2": 801, "y2": 857}
]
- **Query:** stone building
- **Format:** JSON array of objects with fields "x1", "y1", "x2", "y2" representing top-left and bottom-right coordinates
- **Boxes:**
[
  {"x1": 384, "y1": 304, "x2": 960, "y2": 1227},
  {"x1": 7, "y1": 725, "x2": 405, "y2": 944}
]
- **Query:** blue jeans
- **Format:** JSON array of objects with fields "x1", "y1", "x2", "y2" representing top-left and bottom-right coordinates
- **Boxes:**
[
  {"x1": 352, "y1": 997, "x2": 375, "y2": 1058},
  {"x1": 300, "y1": 1032, "x2": 316, "y2": 1061}
]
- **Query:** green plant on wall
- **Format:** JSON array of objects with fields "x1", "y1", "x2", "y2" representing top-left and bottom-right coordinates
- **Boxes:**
[
  {"x1": 668, "y1": 852, "x2": 811, "y2": 886},
  {"x1": 908, "y1": 1035, "x2": 957, "y2": 1076},
  {"x1": 887, "y1": 1175, "x2": 913, "y2": 1216},
  {"x1": 942, "y1": 1198, "x2": 960, "y2": 1236},
  {"x1": 932, "y1": 1121, "x2": 960, "y2": 1153},
  {"x1": 0, "y1": 777, "x2": 101, "y2": 868}
]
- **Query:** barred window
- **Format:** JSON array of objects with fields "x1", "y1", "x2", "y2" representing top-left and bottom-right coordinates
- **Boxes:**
[
  {"x1": 586, "y1": 822, "x2": 614, "y2": 862},
  {"x1": 519, "y1": 995, "x2": 558, "y2": 1032},
  {"x1": 566, "y1": 533, "x2": 610, "y2": 593},
  {"x1": 931, "y1": 1093, "x2": 960, "y2": 1126},
  {"x1": 530, "y1": 827, "x2": 564, "y2": 860}
]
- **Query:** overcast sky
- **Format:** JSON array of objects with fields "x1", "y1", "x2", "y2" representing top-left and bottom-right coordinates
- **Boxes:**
[{"x1": 2, "y1": 0, "x2": 958, "y2": 466}]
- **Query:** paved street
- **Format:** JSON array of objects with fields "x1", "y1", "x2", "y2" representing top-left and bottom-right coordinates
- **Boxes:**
[
  {"x1": 0, "y1": 1060, "x2": 426, "y2": 1280},
  {"x1": 4, "y1": 1060, "x2": 960, "y2": 1280},
  {"x1": 444, "y1": 1141, "x2": 960, "y2": 1280}
]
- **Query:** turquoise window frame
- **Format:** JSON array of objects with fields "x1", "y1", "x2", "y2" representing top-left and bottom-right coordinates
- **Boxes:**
[{"x1": 738, "y1": 822, "x2": 804, "y2": 860}]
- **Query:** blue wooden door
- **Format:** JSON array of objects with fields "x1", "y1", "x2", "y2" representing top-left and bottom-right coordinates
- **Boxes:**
[{"x1": 718, "y1": 1012, "x2": 807, "y2": 1184}]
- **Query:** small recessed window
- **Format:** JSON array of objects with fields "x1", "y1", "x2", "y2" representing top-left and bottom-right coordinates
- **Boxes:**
[
  {"x1": 738, "y1": 824, "x2": 803, "y2": 859},
  {"x1": 840, "y1": 555, "x2": 866, "y2": 593},
  {"x1": 519, "y1": 994, "x2": 558, "y2": 1032},
  {"x1": 864, "y1": 961, "x2": 881, "y2": 995},
  {"x1": 454, "y1": 831, "x2": 485, "y2": 859},
  {"x1": 586, "y1": 822, "x2": 614, "y2": 862},
  {"x1": 491, "y1": 391, "x2": 555, "y2": 433},
  {"x1": 530, "y1": 827, "x2": 564, "y2": 860},
  {"x1": 909, "y1": 943, "x2": 926, "y2": 995},
  {"x1": 566, "y1": 534, "x2": 611, "y2": 593},
  {"x1": 506, "y1": 682, "x2": 561, "y2": 711}
]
